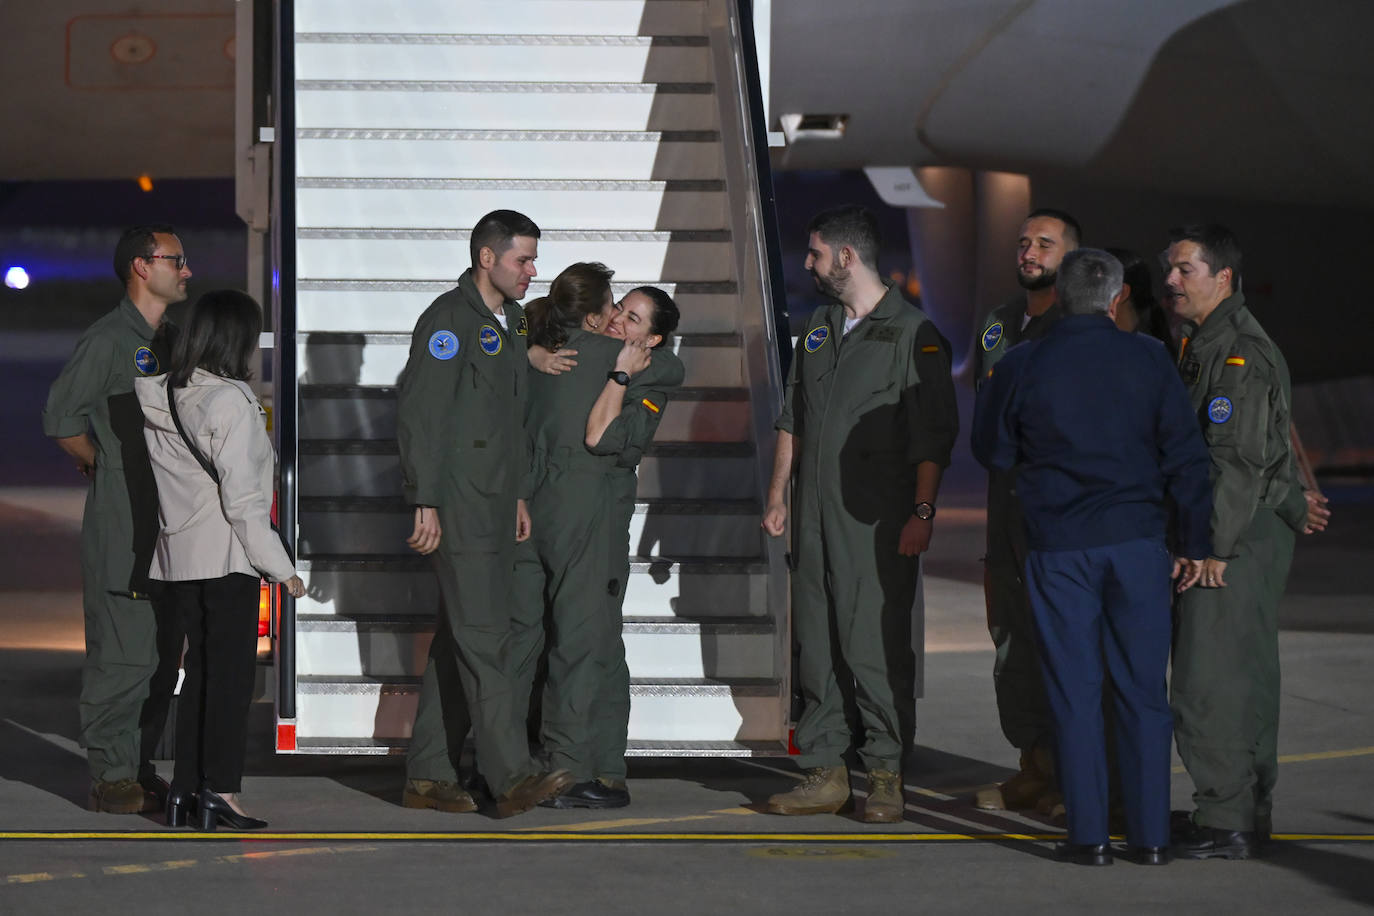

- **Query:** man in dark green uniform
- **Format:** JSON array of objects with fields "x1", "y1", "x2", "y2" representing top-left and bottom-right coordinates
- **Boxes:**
[
  {"x1": 43, "y1": 225, "x2": 188, "y2": 813},
  {"x1": 1165, "y1": 224, "x2": 1329, "y2": 859},
  {"x1": 762, "y1": 206, "x2": 958, "y2": 823},
  {"x1": 397, "y1": 209, "x2": 573, "y2": 818},
  {"x1": 970, "y1": 209, "x2": 1080, "y2": 812}
]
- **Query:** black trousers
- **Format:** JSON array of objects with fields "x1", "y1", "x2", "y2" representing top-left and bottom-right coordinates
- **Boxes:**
[{"x1": 165, "y1": 573, "x2": 260, "y2": 793}]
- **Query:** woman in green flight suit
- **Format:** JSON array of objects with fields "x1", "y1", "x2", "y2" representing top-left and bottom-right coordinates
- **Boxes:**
[{"x1": 514, "y1": 268, "x2": 683, "y2": 808}]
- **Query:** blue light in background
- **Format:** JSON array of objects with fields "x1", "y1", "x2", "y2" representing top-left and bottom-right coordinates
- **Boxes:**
[{"x1": 4, "y1": 266, "x2": 29, "y2": 289}]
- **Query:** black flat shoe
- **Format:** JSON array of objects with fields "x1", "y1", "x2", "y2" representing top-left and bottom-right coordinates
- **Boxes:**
[
  {"x1": 195, "y1": 789, "x2": 267, "y2": 831},
  {"x1": 165, "y1": 787, "x2": 196, "y2": 828},
  {"x1": 1127, "y1": 845, "x2": 1171, "y2": 865},
  {"x1": 538, "y1": 779, "x2": 630, "y2": 809},
  {"x1": 1172, "y1": 826, "x2": 1255, "y2": 860},
  {"x1": 1054, "y1": 842, "x2": 1113, "y2": 866}
]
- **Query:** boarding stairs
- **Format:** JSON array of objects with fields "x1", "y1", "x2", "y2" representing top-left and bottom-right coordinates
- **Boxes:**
[{"x1": 266, "y1": 0, "x2": 790, "y2": 756}]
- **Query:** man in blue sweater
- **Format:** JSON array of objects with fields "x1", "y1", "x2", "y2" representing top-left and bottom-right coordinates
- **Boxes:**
[{"x1": 972, "y1": 248, "x2": 1212, "y2": 866}]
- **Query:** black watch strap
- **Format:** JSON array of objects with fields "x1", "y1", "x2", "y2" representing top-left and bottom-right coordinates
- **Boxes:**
[
  {"x1": 914, "y1": 501, "x2": 936, "y2": 520},
  {"x1": 607, "y1": 370, "x2": 630, "y2": 386}
]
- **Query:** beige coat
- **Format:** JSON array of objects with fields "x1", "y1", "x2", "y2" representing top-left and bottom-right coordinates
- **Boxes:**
[{"x1": 135, "y1": 369, "x2": 295, "y2": 584}]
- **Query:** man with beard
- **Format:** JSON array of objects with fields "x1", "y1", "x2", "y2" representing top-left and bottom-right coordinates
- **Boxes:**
[
  {"x1": 43, "y1": 225, "x2": 188, "y2": 813},
  {"x1": 762, "y1": 205, "x2": 957, "y2": 822},
  {"x1": 971, "y1": 208, "x2": 1080, "y2": 813},
  {"x1": 1165, "y1": 224, "x2": 1330, "y2": 859},
  {"x1": 397, "y1": 209, "x2": 574, "y2": 818}
]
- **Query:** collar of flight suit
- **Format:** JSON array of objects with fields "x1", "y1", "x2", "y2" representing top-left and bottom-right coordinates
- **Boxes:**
[
  {"x1": 455, "y1": 268, "x2": 517, "y2": 334},
  {"x1": 1182, "y1": 290, "x2": 1246, "y2": 347},
  {"x1": 118, "y1": 295, "x2": 159, "y2": 341}
]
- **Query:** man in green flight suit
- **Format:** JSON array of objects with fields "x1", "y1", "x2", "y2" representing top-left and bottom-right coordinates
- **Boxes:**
[
  {"x1": 43, "y1": 224, "x2": 189, "y2": 813},
  {"x1": 397, "y1": 209, "x2": 573, "y2": 818},
  {"x1": 970, "y1": 208, "x2": 1080, "y2": 813},
  {"x1": 762, "y1": 205, "x2": 958, "y2": 823},
  {"x1": 1165, "y1": 224, "x2": 1330, "y2": 859}
]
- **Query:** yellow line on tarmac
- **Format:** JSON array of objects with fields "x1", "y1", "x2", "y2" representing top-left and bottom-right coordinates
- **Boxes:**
[
  {"x1": 515, "y1": 806, "x2": 758, "y2": 833},
  {"x1": 3, "y1": 846, "x2": 375, "y2": 887},
  {"x1": 103, "y1": 859, "x2": 196, "y2": 875}
]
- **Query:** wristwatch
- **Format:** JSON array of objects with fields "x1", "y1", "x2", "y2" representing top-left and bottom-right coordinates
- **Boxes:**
[
  {"x1": 914, "y1": 501, "x2": 936, "y2": 520},
  {"x1": 607, "y1": 370, "x2": 630, "y2": 386}
]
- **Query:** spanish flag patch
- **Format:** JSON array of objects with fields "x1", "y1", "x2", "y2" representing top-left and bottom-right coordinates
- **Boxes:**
[
  {"x1": 1225, "y1": 356, "x2": 1246, "y2": 367},
  {"x1": 641, "y1": 398, "x2": 661, "y2": 414},
  {"x1": 921, "y1": 345, "x2": 940, "y2": 353}
]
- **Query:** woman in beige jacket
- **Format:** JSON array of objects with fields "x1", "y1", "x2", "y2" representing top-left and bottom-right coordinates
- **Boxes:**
[{"x1": 136, "y1": 289, "x2": 304, "y2": 831}]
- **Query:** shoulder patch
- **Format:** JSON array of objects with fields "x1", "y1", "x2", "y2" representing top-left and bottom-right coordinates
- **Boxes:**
[
  {"x1": 1181, "y1": 359, "x2": 1201, "y2": 385},
  {"x1": 982, "y1": 322, "x2": 1004, "y2": 351},
  {"x1": 1225, "y1": 356, "x2": 1246, "y2": 367},
  {"x1": 516, "y1": 315, "x2": 528, "y2": 336},
  {"x1": 1207, "y1": 396, "x2": 1233, "y2": 424},
  {"x1": 803, "y1": 326, "x2": 829, "y2": 352},
  {"x1": 133, "y1": 346, "x2": 160, "y2": 376},
  {"x1": 478, "y1": 324, "x2": 503, "y2": 356},
  {"x1": 921, "y1": 344, "x2": 941, "y2": 353},
  {"x1": 640, "y1": 397, "x2": 661, "y2": 414},
  {"x1": 428, "y1": 329, "x2": 459, "y2": 360}
]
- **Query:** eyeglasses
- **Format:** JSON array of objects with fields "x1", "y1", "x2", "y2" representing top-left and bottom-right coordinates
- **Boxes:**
[{"x1": 144, "y1": 254, "x2": 187, "y2": 270}]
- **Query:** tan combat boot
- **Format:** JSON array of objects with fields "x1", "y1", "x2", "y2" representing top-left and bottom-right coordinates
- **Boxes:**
[
  {"x1": 495, "y1": 768, "x2": 576, "y2": 818},
  {"x1": 767, "y1": 766, "x2": 850, "y2": 816},
  {"x1": 974, "y1": 747, "x2": 1051, "y2": 811},
  {"x1": 89, "y1": 778, "x2": 147, "y2": 814},
  {"x1": 402, "y1": 778, "x2": 478, "y2": 813},
  {"x1": 863, "y1": 769, "x2": 905, "y2": 823}
]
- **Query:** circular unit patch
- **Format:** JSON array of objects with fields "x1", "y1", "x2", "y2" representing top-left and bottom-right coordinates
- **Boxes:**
[
  {"x1": 428, "y1": 329, "x2": 459, "y2": 360},
  {"x1": 982, "y1": 322, "x2": 1004, "y2": 351},
  {"x1": 479, "y1": 325, "x2": 503, "y2": 356},
  {"x1": 803, "y1": 326, "x2": 829, "y2": 353},
  {"x1": 1207, "y1": 396, "x2": 1233, "y2": 424},
  {"x1": 133, "y1": 346, "x2": 159, "y2": 375}
]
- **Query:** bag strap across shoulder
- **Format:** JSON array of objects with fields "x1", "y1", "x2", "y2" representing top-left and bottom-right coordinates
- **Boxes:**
[{"x1": 167, "y1": 383, "x2": 221, "y2": 485}]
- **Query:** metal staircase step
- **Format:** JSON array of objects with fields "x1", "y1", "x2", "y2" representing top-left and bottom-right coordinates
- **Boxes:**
[
  {"x1": 296, "y1": 131, "x2": 724, "y2": 183},
  {"x1": 298, "y1": 226, "x2": 732, "y2": 284},
  {"x1": 297, "y1": 181, "x2": 727, "y2": 232},
  {"x1": 296, "y1": 34, "x2": 712, "y2": 84},
  {"x1": 293, "y1": 674, "x2": 781, "y2": 742},
  {"x1": 296, "y1": 90, "x2": 718, "y2": 133},
  {"x1": 288, "y1": 736, "x2": 788, "y2": 758},
  {"x1": 294, "y1": 613, "x2": 776, "y2": 678},
  {"x1": 295, "y1": 1, "x2": 708, "y2": 38}
]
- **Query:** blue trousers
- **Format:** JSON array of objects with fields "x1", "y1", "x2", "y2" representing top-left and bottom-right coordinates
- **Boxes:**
[{"x1": 1025, "y1": 537, "x2": 1173, "y2": 848}]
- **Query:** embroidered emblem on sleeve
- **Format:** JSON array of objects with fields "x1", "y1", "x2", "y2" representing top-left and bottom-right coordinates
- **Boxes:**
[
  {"x1": 641, "y1": 398, "x2": 661, "y2": 414},
  {"x1": 981, "y1": 322, "x2": 1004, "y2": 351},
  {"x1": 133, "y1": 346, "x2": 160, "y2": 375},
  {"x1": 428, "y1": 330, "x2": 459, "y2": 360},
  {"x1": 804, "y1": 326, "x2": 829, "y2": 352},
  {"x1": 1225, "y1": 356, "x2": 1246, "y2": 367},
  {"x1": 1207, "y1": 396, "x2": 1233, "y2": 424}
]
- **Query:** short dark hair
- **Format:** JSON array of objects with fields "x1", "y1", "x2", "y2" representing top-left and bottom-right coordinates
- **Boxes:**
[
  {"x1": 1025, "y1": 208, "x2": 1082, "y2": 247},
  {"x1": 114, "y1": 224, "x2": 177, "y2": 286},
  {"x1": 1106, "y1": 247, "x2": 1175, "y2": 357},
  {"x1": 1168, "y1": 223, "x2": 1242, "y2": 291},
  {"x1": 806, "y1": 205, "x2": 881, "y2": 270},
  {"x1": 470, "y1": 209, "x2": 540, "y2": 269},
  {"x1": 168, "y1": 289, "x2": 262, "y2": 388},
  {"x1": 1056, "y1": 248, "x2": 1123, "y2": 316},
  {"x1": 528, "y1": 261, "x2": 614, "y2": 350}
]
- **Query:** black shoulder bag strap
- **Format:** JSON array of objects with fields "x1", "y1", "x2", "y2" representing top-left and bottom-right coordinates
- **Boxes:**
[{"x1": 167, "y1": 383, "x2": 220, "y2": 484}]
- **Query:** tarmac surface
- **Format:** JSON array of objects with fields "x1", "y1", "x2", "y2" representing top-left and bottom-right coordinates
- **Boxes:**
[{"x1": 3, "y1": 347, "x2": 1372, "y2": 913}]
